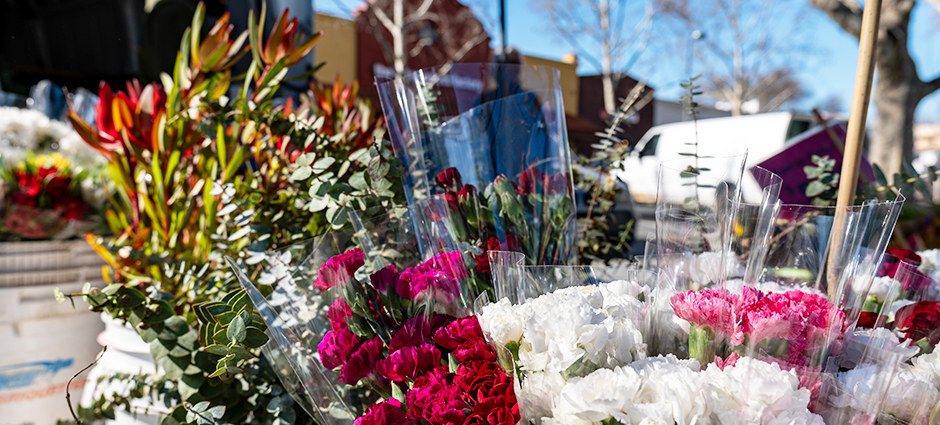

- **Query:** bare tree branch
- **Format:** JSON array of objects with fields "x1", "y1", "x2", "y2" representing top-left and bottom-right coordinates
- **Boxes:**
[{"x1": 808, "y1": 0, "x2": 863, "y2": 39}]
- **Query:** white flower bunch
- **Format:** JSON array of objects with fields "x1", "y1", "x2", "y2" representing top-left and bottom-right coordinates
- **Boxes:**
[
  {"x1": 479, "y1": 280, "x2": 647, "y2": 375},
  {"x1": 0, "y1": 106, "x2": 100, "y2": 164},
  {"x1": 538, "y1": 355, "x2": 821, "y2": 425}
]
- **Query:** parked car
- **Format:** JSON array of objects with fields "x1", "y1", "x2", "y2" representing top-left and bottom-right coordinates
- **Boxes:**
[{"x1": 613, "y1": 112, "x2": 818, "y2": 204}]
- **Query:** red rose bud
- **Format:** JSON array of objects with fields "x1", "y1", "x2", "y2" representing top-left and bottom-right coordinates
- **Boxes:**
[
  {"x1": 443, "y1": 191, "x2": 460, "y2": 212},
  {"x1": 457, "y1": 184, "x2": 477, "y2": 203},
  {"x1": 435, "y1": 167, "x2": 463, "y2": 191}
]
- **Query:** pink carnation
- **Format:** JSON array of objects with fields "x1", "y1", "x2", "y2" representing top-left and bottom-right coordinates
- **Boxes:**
[
  {"x1": 327, "y1": 298, "x2": 352, "y2": 330},
  {"x1": 318, "y1": 328, "x2": 359, "y2": 370},
  {"x1": 315, "y1": 248, "x2": 365, "y2": 292},
  {"x1": 339, "y1": 337, "x2": 384, "y2": 385},
  {"x1": 670, "y1": 288, "x2": 737, "y2": 337}
]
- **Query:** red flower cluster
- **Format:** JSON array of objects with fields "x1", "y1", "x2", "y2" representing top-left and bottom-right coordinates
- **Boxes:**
[
  {"x1": 878, "y1": 248, "x2": 923, "y2": 279},
  {"x1": 4, "y1": 163, "x2": 89, "y2": 238},
  {"x1": 894, "y1": 301, "x2": 940, "y2": 346},
  {"x1": 352, "y1": 316, "x2": 519, "y2": 425}
]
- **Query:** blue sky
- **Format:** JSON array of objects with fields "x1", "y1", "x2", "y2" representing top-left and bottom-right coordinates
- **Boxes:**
[{"x1": 316, "y1": 0, "x2": 940, "y2": 123}]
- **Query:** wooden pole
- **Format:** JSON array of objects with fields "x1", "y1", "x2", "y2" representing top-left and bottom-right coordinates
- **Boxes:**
[{"x1": 827, "y1": 0, "x2": 883, "y2": 299}]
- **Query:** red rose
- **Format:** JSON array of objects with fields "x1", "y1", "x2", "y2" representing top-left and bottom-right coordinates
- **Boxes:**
[
  {"x1": 463, "y1": 395, "x2": 519, "y2": 425},
  {"x1": 857, "y1": 311, "x2": 879, "y2": 328},
  {"x1": 547, "y1": 173, "x2": 569, "y2": 195},
  {"x1": 895, "y1": 301, "x2": 940, "y2": 345},
  {"x1": 327, "y1": 298, "x2": 352, "y2": 330},
  {"x1": 457, "y1": 184, "x2": 477, "y2": 203},
  {"x1": 354, "y1": 399, "x2": 410, "y2": 425},
  {"x1": 443, "y1": 191, "x2": 460, "y2": 212},
  {"x1": 888, "y1": 248, "x2": 923, "y2": 265},
  {"x1": 474, "y1": 253, "x2": 490, "y2": 274},
  {"x1": 433, "y1": 316, "x2": 485, "y2": 350},
  {"x1": 16, "y1": 172, "x2": 42, "y2": 197},
  {"x1": 435, "y1": 167, "x2": 462, "y2": 192},
  {"x1": 517, "y1": 167, "x2": 545, "y2": 196}
]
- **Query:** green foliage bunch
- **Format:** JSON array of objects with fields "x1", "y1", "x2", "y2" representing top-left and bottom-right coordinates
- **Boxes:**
[{"x1": 60, "y1": 4, "x2": 400, "y2": 424}]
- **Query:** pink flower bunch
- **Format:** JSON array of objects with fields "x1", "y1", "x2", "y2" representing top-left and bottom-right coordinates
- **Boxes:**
[
  {"x1": 672, "y1": 287, "x2": 845, "y2": 365},
  {"x1": 315, "y1": 248, "x2": 366, "y2": 292},
  {"x1": 396, "y1": 252, "x2": 467, "y2": 302}
]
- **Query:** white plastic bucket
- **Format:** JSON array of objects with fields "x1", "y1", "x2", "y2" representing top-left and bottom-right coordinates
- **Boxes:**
[
  {"x1": 80, "y1": 314, "x2": 164, "y2": 425},
  {"x1": 0, "y1": 240, "x2": 107, "y2": 425},
  {"x1": 0, "y1": 284, "x2": 104, "y2": 425}
]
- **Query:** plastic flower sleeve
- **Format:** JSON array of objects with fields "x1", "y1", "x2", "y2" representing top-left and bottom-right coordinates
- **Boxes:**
[
  {"x1": 811, "y1": 332, "x2": 909, "y2": 425},
  {"x1": 376, "y1": 63, "x2": 577, "y2": 266},
  {"x1": 227, "y1": 251, "x2": 356, "y2": 424},
  {"x1": 655, "y1": 157, "x2": 744, "y2": 292},
  {"x1": 727, "y1": 166, "x2": 784, "y2": 286}
]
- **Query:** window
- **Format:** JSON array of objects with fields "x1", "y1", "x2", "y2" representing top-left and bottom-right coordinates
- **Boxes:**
[{"x1": 639, "y1": 134, "x2": 659, "y2": 158}]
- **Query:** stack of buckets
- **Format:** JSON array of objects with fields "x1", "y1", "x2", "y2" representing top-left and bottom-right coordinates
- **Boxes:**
[{"x1": 0, "y1": 240, "x2": 106, "y2": 424}]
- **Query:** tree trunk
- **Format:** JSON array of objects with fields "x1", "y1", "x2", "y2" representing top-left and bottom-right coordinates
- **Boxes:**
[
  {"x1": 809, "y1": 0, "x2": 940, "y2": 175},
  {"x1": 872, "y1": 67, "x2": 919, "y2": 175}
]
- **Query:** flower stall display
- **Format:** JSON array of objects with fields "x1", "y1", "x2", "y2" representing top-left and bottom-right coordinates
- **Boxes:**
[{"x1": 0, "y1": 153, "x2": 101, "y2": 240}]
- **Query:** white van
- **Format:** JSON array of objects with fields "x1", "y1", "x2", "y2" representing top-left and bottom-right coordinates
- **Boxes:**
[{"x1": 613, "y1": 112, "x2": 815, "y2": 204}]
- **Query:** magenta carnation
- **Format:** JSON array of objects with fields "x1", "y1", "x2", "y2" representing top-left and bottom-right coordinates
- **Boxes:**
[
  {"x1": 451, "y1": 338, "x2": 496, "y2": 363},
  {"x1": 370, "y1": 264, "x2": 398, "y2": 292},
  {"x1": 375, "y1": 344, "x2": 442, "y2": 383},
  {"x1": 314, "y1": 248, "x2": 365, "y2": 292},
  {"x1": 339, "y1": 337, "x2": 384, "y2": 385},
  {"x1": 318, "y1": 328, "x2": 359, "y2": 370},
  {"x1": 433, "y1": 316, "x2": 485, "y2": 350},
  {"x1": 354, "y1": 399, "x2": 410, "y2": 425},
  {"x1": 327, "y1": 298, "x2": 352, "y2": 330},
  {"x1": 389, "y1": 315, "x2": 434, "y2": 353}
]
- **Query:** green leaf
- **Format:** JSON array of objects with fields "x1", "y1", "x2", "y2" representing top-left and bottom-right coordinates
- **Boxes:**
[
  {"x1": 806, "y1": 181, "x2": 827, "y2": 197},
  {"x1": 349, "y1": 171, "x2": 368, "y2": 191},
  {"x1": 151, "y1": 339, "x2": 171, "y2": 360},
  {"x1": 267, "y1": 395, "x2": 282, "y2": 414},
  {"x1": 160, "y1": 316, "x2": 190, "y2": 340},
  {"x1": 230, "y1": 345, "x2": 253, "y2": 360},
  {"x1": 291, "y1": 166, "x2": 312, "y2": 181},
  {"x1": 312, "y1": 157, "x2": 336, "y2": 173},
  {"x1": 228, "y1": 316, "x2": 247, "y2": 343},
  {"x1": 161, "y1": 355, "x2": 186, "y2": 380},
  {"x1": 207, "y1": 405, "x2": 225, "y2": 420},
  {"x1": 243, "y1": 326, "x2": 269, "y2": 348},
  {"x1": 139, "y1": 327, "x2": 159, "y2": 343},
  {"x1": 205, "y1": 344, "x2": 230, "y2": 356},
  {"x1": 295, "y1": 152, "x2": 315, "y2": 167}
]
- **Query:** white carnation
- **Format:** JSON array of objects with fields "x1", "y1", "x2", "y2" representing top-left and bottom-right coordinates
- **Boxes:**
[
  {"x1": 553, "y1": 367, "x2": 642, "y2": 423},
  {"x1": 706, "y1": 357, "x2": 823, "y2": 425},
  {"x1": 479, "y1": 298, "x2": 524, "y2": 347}
]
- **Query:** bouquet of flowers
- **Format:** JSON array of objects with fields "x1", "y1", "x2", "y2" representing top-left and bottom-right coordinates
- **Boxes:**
[
  {"x1": 0, "y1": 153, "x2": 101, "y2": 239},
  {"x1": 376, "y1": 64, "x2": 578, "y2": 269},
  {"x1": 231, "y1": 207, "x2": 520, "y2": 424}
]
